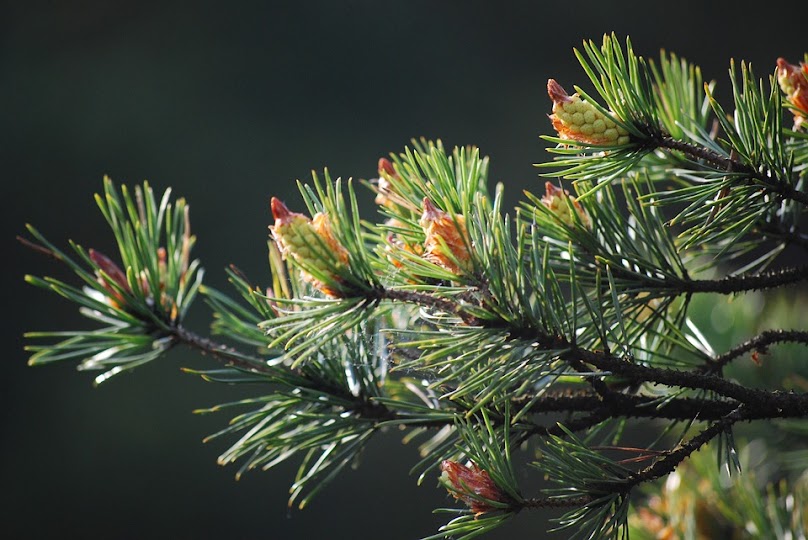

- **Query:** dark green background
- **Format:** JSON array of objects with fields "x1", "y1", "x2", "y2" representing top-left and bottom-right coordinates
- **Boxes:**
[{"x1": 3, "y1": 2, "x2": 804, "y2": 538}]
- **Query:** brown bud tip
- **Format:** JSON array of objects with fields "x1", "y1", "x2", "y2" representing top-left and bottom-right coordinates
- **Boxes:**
[
  {"x1": 89, "y1": 249, "x2": 129, "y2": 290},
  {"x1": 422, "y1": 197, "x2": 440, "y2": 219},
  {"x1": 544, "y1": 181, "x2": 562, "y2": 197},
  {"x1": 547, "y1": 79, "x2": 572, "y2": 104},
  {"x1": 378, "y1": 157, "x2": 396, "y2": 177},
  {"x1": 88, "y1": 248, "x2": 105, "y2": 264},
  {"x1": 90, "y1": 249, "x2": 119, "y2": 273},
  {"x1": 270, "y1": 197, "x2": 291, "y2": 221}
]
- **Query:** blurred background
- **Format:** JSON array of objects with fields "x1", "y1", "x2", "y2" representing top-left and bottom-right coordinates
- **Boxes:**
[{"x1": 3, "y1": 1, "x2": 806, "y2": 538}]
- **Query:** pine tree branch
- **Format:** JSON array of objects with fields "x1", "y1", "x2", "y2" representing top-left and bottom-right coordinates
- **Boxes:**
[
  {"x1": 681, "y1": 265, "x2": 808, "y2": 293},
  {"x1": 520, "y1": 495, "x2": 594, "y2": 509},
  {"x1": 173, "y1": 325, "x2": 804, "y2": 449},
  {"x1": 649, "y1": 134, "x2": 808, "y2": 207},
  {"x1": 700, "y1": 329, "x2": 808, "y2": 374},
  {"x1": 572, "y1": 241, "x2": 808, "y2": 298},
  {"x1": 515, "y1": 392, "x2": 806, "y2": 423},
  {"x1": 171, "y1": 325, "x2": 403, "y2": 423},
  {"x1": 622, "y1": 406, "x2": 745, "y2": 490},
  {"x1": 373, "y1": 287, "x2": 480, "y2": 325},
  {"x1": 600, "y1": 262, "x2": 808, "y2": 295},
  {"x1": 577, "y1": 348, "x2": 808, "y2": 411},
  {"x1": 171, "y1": 325, "x2": 274, "y2": 374},
  {"x1": 567, "y1": 357, "x2": 620, "y2": 402},
  {"x1": 576, "y1": 408, "x2": 745, "y2": 497},
  {"x1": 379, "y1": 283, "x2": 808, "y2": 414}
]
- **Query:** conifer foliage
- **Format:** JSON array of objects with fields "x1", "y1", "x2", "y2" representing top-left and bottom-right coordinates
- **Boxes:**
[{"x1": 22, "y1": 35, "x2": 808, "y2": 538}]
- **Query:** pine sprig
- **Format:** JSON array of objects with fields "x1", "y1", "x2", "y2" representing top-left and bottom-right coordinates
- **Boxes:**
[
  {"x1": 23, "y1": 177, "x2": 203, "y2": 383},
  {"x1": 535, "y1": 424, "x2": 632, "y2": 540}
]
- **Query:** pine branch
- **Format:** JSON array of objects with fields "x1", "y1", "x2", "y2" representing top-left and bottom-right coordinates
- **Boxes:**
[
  {"x1": 649, "y1": 131, "x2": 808, "y2": 206},
  {"x1": 171, "y1": 325, "x2": 273, "y2": 374},
  {"x1": 578, "y1": 348, "x2": 808, "y2": 410},
  {"x1": 376, "y1": 274, "x2": 808, "y2": 423},
  {"x1": 520, "y1": 495, "x2": 594, "y2": 509},
  {"x1": 622, "y1": 407, "x2": 745, "y2": 490},
  {"x1": 536, "y1": 409, "x2": 746, "y2": 506},
  {"x1": 681, "y1": 265, "x2": 808, "y2": 293},
  {"x1": 515, "y1": 392, "x2": 806, "y2": 423},
  {"x1": 384, "y1": 284, "x2": 808, "y2": 412},
  {"x1": 172, "y1": 323, "x2": 807, "y2": 449},
  {"x1": 649, "y1": 135, "x2": 744, "y2": 170},
  {"x1": 596, "y1": 257, "x2": 808, "y2": 295},
  {"x1": 700, "y1": 328, "x2": 808, "y2": 374},
  {"x1": 371, "y1": 287, "x2": 480, "y2": 325},
  {"x1": 173, "y1": 325, "x2": 413, "y2": 425}
]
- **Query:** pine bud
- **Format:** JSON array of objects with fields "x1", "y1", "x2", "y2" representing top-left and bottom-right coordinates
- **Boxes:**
[
  {"x1": 378, "y1": 157, "x2": 398, "y2": 179},
  {"x1": 541, "y1": 182, "x2": 591, "y2": 228},
  {"x1": 374, "y1": 157, "x2": 418, "y2": 213},
  {"x1": 375, "y1": 158, "x2": 397, "y2": 208},
  {"x1": 547, "y1": 79, "x2": 630, "y2": 145},
  {"x1": 89, "y1": 249, "x2": 130, "y2": 308},
  {"x1": 270, "y1": 197, "x2": 349, "y2": 295},
  {"x1": 419, "y1": 198, "x2": 471, "y2": 274},
  {"x1": 776, "y1": 57, "x2": 808, "y2": 129},
  {"x1": 439, "y1": 460, "x2": 507, "y2": 516}
]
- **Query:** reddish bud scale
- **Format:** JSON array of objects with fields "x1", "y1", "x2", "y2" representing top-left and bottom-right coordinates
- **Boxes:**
[
  {"x1": 374, "y1": 157, "x2": 418, "y2": 212},
  {"x1": 439, "y1": 460, "x2": 506, "y2": 516},
  {"x1": 419, "y1": 198, "x2": 471, "y2": 275},
  {"x1": 378, "y1": 157, "x2": 398, "y2": 179},
  {"x1": 89, "y1": 249, "x2": 129, "y2": 291},
  {"x1": 89, "y1": 249, "x2": 130, "y2": 307}
]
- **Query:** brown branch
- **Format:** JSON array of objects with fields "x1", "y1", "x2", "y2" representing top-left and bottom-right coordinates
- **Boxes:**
[
  {"x1": 520, "y1": 495, "x2": 594, "y2": 509},
  {"x1": 650, "y1": 135, "x2": 808, "y2": 207},
  {"x1": 373, "y1": 287, "x2": 480, "y2": 325},
  {"x1": 171, "y1": 325, "x2": 410, "y2": 425},
  {"x1": 682, "y1": 265, "x2": 808, "y2": 294},
  {"x1": 516, "y1": 392, "x2": 805, "y2": 423},
  {"x1": 701, "y1": 329, "x2": 808, "y2": 374},
  {"x1": 171, "y1": 324, "x2": 804, "y2": 443},
  {"x1": 623, "y1": 407, "x2": 745, "y2": 490},
  {"x1": 601, "y1": 262, "x2": 808, "y2": 295},
  {"x1": 170, "y1": 324, "x2": 275, "y2": 375},
  {"x1": 576, "y1": 348, "x2": 808, "y2": 412}
]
